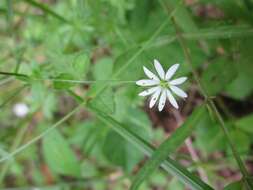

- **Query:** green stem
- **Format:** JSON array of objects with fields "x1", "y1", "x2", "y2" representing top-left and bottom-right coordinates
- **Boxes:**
[{"x1": 171, "y1": 17, "x2": 253, "y2": 189}]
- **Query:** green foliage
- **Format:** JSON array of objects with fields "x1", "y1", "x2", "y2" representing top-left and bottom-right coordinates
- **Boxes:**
[
  {"x1": 42, "y1": 129, "x2": 81, "y2": 177},
  {"x1": 0, "y1": 0, "x2": 253, "y2": 189}
]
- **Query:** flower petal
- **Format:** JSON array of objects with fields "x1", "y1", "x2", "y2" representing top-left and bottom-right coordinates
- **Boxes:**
[
  {"x1": 170, "y1": 85, "x2": 188, "y2": 98},
  {"x1": 158, "y1": 89, "x2": 167, "y2": 111},
  {"x1": 138, "y1": 86, "x2": 160, "y2": 96},
  {"x1": 154, "y1": 59, "x2": 165, "y2": 79},
  {"x1": 165, "y1": 63, "x2": 180, "y2": 80},
  {"x1": 169, "y1": 77, "x2": 187, "y2": 85},
  {"x1": 166, "y1": 89, "x2": 179, "y2": 109},
  {"x1": 143, "y1": 66, "x2": 159, "y2": 81},
  {"x1": 149, "y1": 87, "x2": 161, "y2": 108},
  {"x1": 136, "y1": 79, "x2": 159, "y2": 86}
]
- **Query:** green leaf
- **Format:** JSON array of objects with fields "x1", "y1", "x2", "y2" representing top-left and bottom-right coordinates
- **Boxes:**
[
  {"x1": 236, "y1": 114, "x2": 253, "y2": 133},
  {"x1": 72, "y1": 53, "x2": 90, "y2": 78},
  {"x1": 88, "y1": 105, "x2": 213, "y2": 190},
  {"x1": 164, "y1": 0, "x2": 198, "y2": 33},
  {"x1": 201, "y1": 58, "x2": 237, "y2": 96},
  {"x1": 224, "y1": 180, "x2": 246, "y2": 190},
  {"x1": 89, "y1": 87, "x2": 115, "y2": 114},
  {"x1": 93, "y1": 58, "x2": 113, "y2": 80},
  {"x1": 130, "y1": 105, "x2": 206, "y2": 190},
  {"x1": 42, "y1": 129, "x2": 81, "y2": 177},
  {"x1": 102, "y1": 107, "x2": 151, "y2": 172},
  {"x1": 53, "y1": 73, "x2": 74, "y2": 89},
  {"x1": 103, "y1": 130, "x2": 142, "y2": 172},
  {"x1": 225, "y1": 73, "x2": 253, "y2": 100}
]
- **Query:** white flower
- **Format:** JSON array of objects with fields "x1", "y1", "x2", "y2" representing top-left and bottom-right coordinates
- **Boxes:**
[
  {"x1": 13, "y1": 103, "x2": 29, "y2": 118},
  {"x1": 136, "y1": 59, "x2": 187, "y2": 111}
]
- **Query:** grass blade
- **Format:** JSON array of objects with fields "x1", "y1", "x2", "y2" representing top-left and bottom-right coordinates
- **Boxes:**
[{"x1": 130, "y1": 105, "x2": 206, "y2": 190}]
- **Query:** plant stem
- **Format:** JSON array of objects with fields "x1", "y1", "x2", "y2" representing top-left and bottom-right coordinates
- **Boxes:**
[{"x1": 171, "y1": 17, "x2": 253, "y2": 189}]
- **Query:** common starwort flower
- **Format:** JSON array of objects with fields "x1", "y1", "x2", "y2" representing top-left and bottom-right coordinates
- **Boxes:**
[{"x1": 136, "y1": 59, "x2": 187, "y2": 111}]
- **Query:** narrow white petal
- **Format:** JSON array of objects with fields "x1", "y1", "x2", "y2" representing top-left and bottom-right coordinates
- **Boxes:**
[
  {"x1": 165, "y1": 63, "x2": 180, "y2": 80},
  {"x1": 166, "y1": 89, "x2": 179, "y2": 109},
  {"x1": 169, "y1": 77, "x2": 187, "y2": 85},
  {"x1": 158, "y1": 89, "x2": 167, "y2": 111},
  {"x1": 143, "y1": 66, "x2": 159, "y2": 81},
  {"x1": 154, "y1": 59, "x2": 165, "y2": 79},
  {"x1": 136, "y1": 79, "x2": 159, "y2": 87},
  {"x1": 170, "y1": 85, "x2": 188, "y2": 98},
  {"x1": 138, "y1": 86, "x2": 160, "y2": 96},
  {"x1": 149, "y1": 87, "x2": 161, "y2": 108}
]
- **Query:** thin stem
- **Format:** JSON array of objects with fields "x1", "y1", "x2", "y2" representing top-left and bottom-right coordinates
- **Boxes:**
[
  {"x1": 34, "y1": 78, "x2": 136, "y2": 84},
  {"x1": 171, "y1": 17, "x2": 253, "y2": 189},
  {"x1": 0, "y1": 71, "x2": 28, "y2": 78}
]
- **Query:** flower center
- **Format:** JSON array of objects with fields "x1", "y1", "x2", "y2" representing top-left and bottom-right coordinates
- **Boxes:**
[{"x1": 160, "y1": 80, "x2": 169, "y2": 88}]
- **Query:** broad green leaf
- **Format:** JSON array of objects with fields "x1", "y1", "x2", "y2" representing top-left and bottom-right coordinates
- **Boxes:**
[
  {"x1": 103, "y1": 130, "x2": 142, "y2": 172},
  {"x1": 89, "y1": 87, "x2": 115, "y2": 114},
  {"x1": 225, "y1": 38, "x2": 253, "y2": 99},
  {"x1": 53, "y1": 73, "x2": 74, "y2": 89},
  {"x1": 42, "y1": 129, "x2": 81, "y2": 177},
  {"x1": 102, "y1": 108, "x2": 151, "y2": 172},
  {"x1": 93, "y1": 58, "x2": 113, "y2": 80},
  {"x1": 201, "y1": 58, "x2": 237, "y2": 96},
  {"x1": 228, "y1": 129, "x2": 250, "y2": 154},
  {"x1": 164, "y1": 0, "x2": 198, "y2": 33},
  {"x1": 236, "y1": 114, "x2": 253, "y2": 133},
  {"x1": 225, "y1": 73, "x2": 253, "y2": 100},
  {"x1": 224, "y1": 180, "x2": 246, "y2": 190},
  {"x1": 194, "y1": 112, "x2": 226, "y2": 153},
  {"x1": 88, "y1": 105, "x2": 213, "y2": 190},
  {"x1": 130, "y1": 105, "x2": 206, "y2": 190},
  {"x1": 72, "y1": 53, "x2": 90, "y2": 78}
]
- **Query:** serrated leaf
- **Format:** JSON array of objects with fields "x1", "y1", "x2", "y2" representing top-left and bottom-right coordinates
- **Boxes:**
[{"x1": 42, "y1": 129, "x2": 81, "y2": 177}]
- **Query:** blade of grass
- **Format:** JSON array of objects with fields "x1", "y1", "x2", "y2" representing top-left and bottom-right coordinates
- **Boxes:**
[
  {"x1": 23, "y1": 0, "x2": 70, "y2": 24},
  {"x1": 130, "y1": 105, "x2": 207, "y2": 190}
]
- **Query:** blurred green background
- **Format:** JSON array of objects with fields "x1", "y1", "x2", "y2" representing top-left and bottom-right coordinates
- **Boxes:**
[{"x1": 0, "y1": 0, "x2": 253, "y2": 189}]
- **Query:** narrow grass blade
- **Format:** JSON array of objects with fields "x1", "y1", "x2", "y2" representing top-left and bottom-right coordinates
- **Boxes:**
[
  {"x1": 88, "y1": 105, "x2": 213, "y2": 190},
  {"x1": 23, "y1": 0, "x2": 70, "y2": 24},
  {"x1": 130, "y1": 105, "x2": 206, "y2": 190}
]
